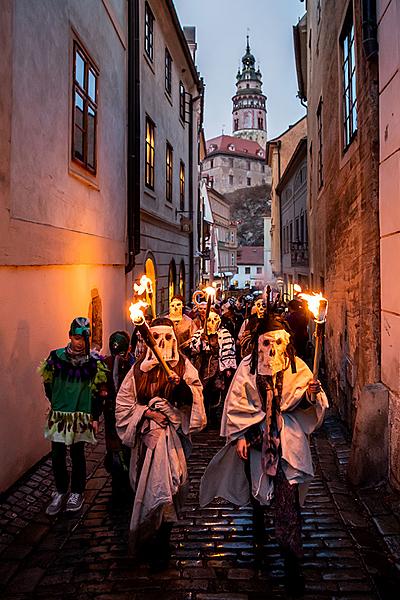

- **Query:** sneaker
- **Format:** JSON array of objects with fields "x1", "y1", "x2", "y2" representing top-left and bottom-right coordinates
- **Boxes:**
[
  {"x1": 65, "y1": 492, "x2": 84, "y2": 512},
  {"x1": 46, "y1": 492, "x2": 67, "y2": 516}
]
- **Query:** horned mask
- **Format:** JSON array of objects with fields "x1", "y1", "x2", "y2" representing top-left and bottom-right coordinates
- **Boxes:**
[
  {"x1": 257, "y1": 329, "x2": 291, "y2": 376},
  {"x1": 140, "y1": 325, "x2": 179, "y2": 372}
]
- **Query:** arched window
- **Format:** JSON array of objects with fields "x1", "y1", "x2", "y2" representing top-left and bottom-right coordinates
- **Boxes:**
[
  {"x1": 144, "y1": 255, "x2": 157, "y2": 317},
  {"x1": 168, "y1": 259, "x2": 177, "y2": 305},
  {"x1": 179, "y1": 260, "x2": 186, "y2": 298}
]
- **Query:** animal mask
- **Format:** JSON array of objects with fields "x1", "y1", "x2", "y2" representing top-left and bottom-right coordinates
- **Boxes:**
[
  {"x1": 140, "y1": 325, "x2": 179, "y2": 372},
  {"x1": 257, "y1": 329, "x2": 291, "y2": 376}
]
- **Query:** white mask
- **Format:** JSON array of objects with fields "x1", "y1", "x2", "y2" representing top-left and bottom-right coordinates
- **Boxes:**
[
  {"x1": 206, "y1": 311, "x2": 221, "y2": 334},
  {"x1": 140, "y1": 325, "x2": 179, "y2": 372},
  {"x1": 257, "y1": 329, "x2": 291, "y2": 376},
  {"x1": 254, "y1": 298, "x2": 266, "y2": 319},
  {"x1": 169, "y1": 299, "x2": 183, "y2": 322}
]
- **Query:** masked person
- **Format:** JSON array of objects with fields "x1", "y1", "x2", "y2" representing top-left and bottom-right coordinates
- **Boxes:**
[
  {"x1": 39, "y1": 317, "x2": 108, "y2": 515},
  {"x1": 115, "y1": 317, "x2": 206, "y2": 570},
  {"x1": 189, "y1": 308, "x2": 237, "y2": 429},
  {"x1": 192, "y1": 301, "x2": 207, "y2": 330},
  {"x1": 168, "y1": 294, "x2": 198, "y2": 354},
  {"x1": 200, "y1": 314, "x2": 328, "y2": 597},
  {"x1": 101, "y1": 331, "x2": 132, "y2": 500},
  {"x1": 238, "y1": 297, "x2": 267, "y2": 358}
]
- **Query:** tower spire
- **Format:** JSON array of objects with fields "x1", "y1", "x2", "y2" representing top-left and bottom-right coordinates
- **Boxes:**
[{"x1": 246, "y1": 34, "x2": 250, "y2": 53}]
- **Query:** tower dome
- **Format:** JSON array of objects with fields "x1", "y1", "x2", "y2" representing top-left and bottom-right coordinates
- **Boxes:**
[{"x1": 232, "y1": 36, "x2": 267, "y2": 148}]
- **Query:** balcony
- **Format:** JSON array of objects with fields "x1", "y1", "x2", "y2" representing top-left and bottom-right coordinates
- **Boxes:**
[{"x1": 290, "y1": 241, "x2": 309, "y2": 267}]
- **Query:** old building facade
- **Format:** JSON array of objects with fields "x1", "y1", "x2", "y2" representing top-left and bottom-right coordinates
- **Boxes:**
[
  {"x1": 0, "y1": 0, "x2": 129, "y2": 491},
  {"x1": 298, "y1": 1, "x2": 381, "y2": 470},
  {"x1": 234, "y1": 246, "x2": 265, "y2": 290},
  {"x1": 276, "y1": 137, "x2": 309, "y2": 296},
  {"x1": 266, "y1": 117, "x2": 307, "y2": 280},
  {"x1": 135, "y1": 0, "x2": 203, "y2": 315},
  {"x1": 378, "y1": 0, "x2": 400, "y2": 489}
]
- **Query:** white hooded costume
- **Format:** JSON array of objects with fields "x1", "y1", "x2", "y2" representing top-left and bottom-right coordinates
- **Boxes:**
[
  {"x1": 115, "y1": 323, "x2": 206, "y2": 554},
  {"x1": 199, "y1": 352, "x2": 328, "y2": 508}
]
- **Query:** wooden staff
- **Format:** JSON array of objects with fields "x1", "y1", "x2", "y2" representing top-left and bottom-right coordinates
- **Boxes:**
[
  {"x1": 131, "y1": 313, "x2": 173, "y2": 378},
  {"x1": 311, "y1": 298, "x2": 328, "y2": 402}
]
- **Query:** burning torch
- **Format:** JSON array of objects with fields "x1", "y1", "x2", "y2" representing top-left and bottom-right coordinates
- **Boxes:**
[
  {"x1": 129, "y1": 301, "x2": 173, "y2": 378},
  {"x1": 299, "y1": 291, "x2": 328, "y2": 402},
  {"x1": 134, "y1": 275, "x2": 154, "y2": 318},
  {"x1": 203, "y1": 285, "x2": 217, "y2": 336}
]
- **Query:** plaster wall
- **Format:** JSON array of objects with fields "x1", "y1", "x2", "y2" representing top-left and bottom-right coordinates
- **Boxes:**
[
  {"x1": 378, "y1": 0, "x2": 400, "y2": 489},
  {"x1": 0, "y1": 265, "x2": 127, "y2": 492},
  {"x1": 233, "y1": 264, "x2": 265, "y2": 289}
]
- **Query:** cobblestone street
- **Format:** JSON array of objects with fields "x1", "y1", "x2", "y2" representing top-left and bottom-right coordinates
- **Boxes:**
[{"x1": 1, "y1": 411, "x2": 400, "y2": 600}]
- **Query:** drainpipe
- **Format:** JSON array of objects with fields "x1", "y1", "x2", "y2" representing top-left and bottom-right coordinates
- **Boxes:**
[
  {"x1": 126, "y1": 0, "x2": 141, "y2": 274},
  {"x1": 362, "y1": 0, "x2": 378, "y2": 60}
]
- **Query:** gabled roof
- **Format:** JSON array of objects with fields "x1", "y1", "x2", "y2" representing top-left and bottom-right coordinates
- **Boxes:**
[
  {"x1": 206, "y1": 135, "x2": 265, "y2": 160},
  {"x1": 237, "y1": 246, "x2": 264, "y2": 265}
]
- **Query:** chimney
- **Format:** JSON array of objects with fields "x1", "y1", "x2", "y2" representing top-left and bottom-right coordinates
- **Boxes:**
[{"x1": 183, "y1": 26, "x2": 197, "y2": 63}]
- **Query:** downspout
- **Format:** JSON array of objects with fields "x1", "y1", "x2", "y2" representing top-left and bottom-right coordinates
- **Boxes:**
[
  {"x1": 188, "y1": 95, "x2": 194, "y2": 293},
  {"x1": 277, "y1": 141, "x2": 282, "y2": 277},
  {"x1": 126, "y1": 0, "x2": 141, "y2": 274},
  {"x1": 362, "y1": 0, "x2": 378, "y2": 60}
]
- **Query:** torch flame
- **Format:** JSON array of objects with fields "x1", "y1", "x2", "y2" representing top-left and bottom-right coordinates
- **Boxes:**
[
  {"x1": 204, "y1": 286, "x2": 217, "y2": 298},
  {"x1": 134, "y1": 275, "x2": 153, "y2": 296},
  {"x1": 299, "y1": 292, "x2": 328, "y2": 323},
  {"x1": 129, "y1": 300, "x2": 148, "y2": 325},
  {"x1": 293, "y1": 284, "x2": 302, "y2": 293}
]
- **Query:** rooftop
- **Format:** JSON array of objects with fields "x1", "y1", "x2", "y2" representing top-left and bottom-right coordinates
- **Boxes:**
[
  {"x1": 206, "y1": 135, "x2": 265, "y2": 160},
  {"x1": 237, "y1": 246, "x2": 264, "y2": 265}
]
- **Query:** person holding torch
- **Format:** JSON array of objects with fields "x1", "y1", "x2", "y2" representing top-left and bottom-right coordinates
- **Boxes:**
[{"x1": 115, "y1": 304, "x2": 206, "y2": 571}]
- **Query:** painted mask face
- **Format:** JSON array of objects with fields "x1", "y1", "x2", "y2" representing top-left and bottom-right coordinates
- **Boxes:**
[
  {"x1": 170, "y1": 298, "x2": 183, "y2": 321},
  {"x1": 140, "y1": 325, "x2": 179, "y2": 372},
  {"x1": 207, "y1": 311, "x2": 221, "y2": 334},
  {"x1": 197, "y1": 303, "x2": 207, "y2": 320},
  {"x1": 254, "y1": 298, "x2": 266, "y2": 319},
  {"x1": 257, "y1": 329, "x2": 291, "y2": 376}
]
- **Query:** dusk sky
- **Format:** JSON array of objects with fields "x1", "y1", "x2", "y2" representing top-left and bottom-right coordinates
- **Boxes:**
[{"x1": 173, "y1": 0, "x2": 306, "y2": 141}]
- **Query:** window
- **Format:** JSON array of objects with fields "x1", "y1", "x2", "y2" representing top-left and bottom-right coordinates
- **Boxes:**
[
  {"x1": 247, "y1": 161, "x2": 251, "y2": 170},
  {"x1": 72, "y1": 41, "x2": 98, "y2": 173},
  {"x1": 295, "y1": 217, "x2": 300, "y2": 241},
  {"x1": 165, "y1": 48, "x2": 172, "y2": 94},
  {"x1": 230, "y1": 230, "x2": 234, "y2": 242},
  {"x1": 300, "y1": 213, "x2": 305, "y2": 242},
  {"x1": 209, "y1": 176, "x2": 214, "y2": 188},
  {"x1": 317, "y1": 0, "x2": 322, "y2": 24},
  {"x1": 231, "y1": 253, "x2": 235, "y2": 266},
  {"x1": 256, "y1": 267, "x2": 262, "y2": 274},
  {"x1": 210, "y1": 159, "x2": 214, "y2": 169},
  {"x1": 179, "y1": 81, "x2": 185, "y2": 121},
  {"x1": 262, "y1": 165, "x2": 265, "y2": 173},
  {"x1": 289, "y1": 222, "x2": 293, "y2": 244},
  {"x1": 247, "y1": 177, "x2": 251, "y2": 186},
  {"x1": 341, "y1": 11, "x2": 358, "y2": 149},
  {"x1": 145, "y1": 3, "x2": 154, "y2": 61},
  {"x1": 145, "y1": 117, "x2": 155, "y2": 189},
  {"x1": 317, "y1": 99, "x2": 323, "y2": 189},
  {"x1": 258, "y1": 117, "x2": 264, "y2": 129},
  {"x1": 234, "y1": 118, "x2": 239, "y2": 131},
  {"x1": 166, "y1": 142, "x2": 173, "y2": 202},
  {"x1": 245, "y1": 267, "x2": 251, "y2": 274},
  {"x1": 179, "y1": 161, "x2": 185, "y2": 211},
  {"x1": 229, "y1": 175, "x2": 234, "y2": 186},
  {"x1": 228, "y1": 157, "x2": 234, "y2": 167}
]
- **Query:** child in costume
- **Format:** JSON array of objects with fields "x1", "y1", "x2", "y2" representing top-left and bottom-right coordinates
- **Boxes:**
[
  {"x1": 115, "y1": 317, "x2": 206, "y2": 570},
  {"x1": 39, "y1": 317, "x2": 107, "y2": 515}
]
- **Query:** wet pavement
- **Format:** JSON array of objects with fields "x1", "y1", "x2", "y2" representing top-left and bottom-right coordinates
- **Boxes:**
[{"x1": 1, "y1": 410, "x2": 400, "y2": 600}]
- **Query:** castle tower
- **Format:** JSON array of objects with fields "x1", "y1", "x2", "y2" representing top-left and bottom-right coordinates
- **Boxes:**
[{"x1": 232, "y1": 36, "x2": 268, "y2": 148}]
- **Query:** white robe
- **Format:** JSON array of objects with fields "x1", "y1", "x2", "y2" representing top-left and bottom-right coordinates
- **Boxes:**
[
  {"x1": 116, "y1": 358, "x2": 206, "y2": 553},
  {"x1": 200, "y1": 355, "x2": 328, "y2": 508}
]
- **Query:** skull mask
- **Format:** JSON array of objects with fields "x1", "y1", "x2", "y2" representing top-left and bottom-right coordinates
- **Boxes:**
[
  {"x1": 206, "y1": 310, "x2": 221, "y2": 334},
  {"x1": 140, "y1": 325, "x2": 179, "y2": 372},
  {"x1": 254, "y1": 298, "x2": 266, "y2": 319},
  {"x1": 169, "y1": 298, "x2": 183, "y2": 322},
  {"x1": 197, "y1": 302, "x2": 207, "y2": 321},
  {"x1": 257, "y1": 329, "x2": 291, "y2": 376}
]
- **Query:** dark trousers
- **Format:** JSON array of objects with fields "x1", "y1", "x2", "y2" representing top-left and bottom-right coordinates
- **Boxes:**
[
  {"x1": 244, "y1": 455, "x2": 303, "y2": 558},
  {"x1": 51, "y1": 442, "x2": 86, "y2": 494}
]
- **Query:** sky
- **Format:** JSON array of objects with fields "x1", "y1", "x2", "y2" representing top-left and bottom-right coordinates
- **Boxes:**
[{"x1": 173, "y1": 0, "x2": 306, "y2": 141}]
